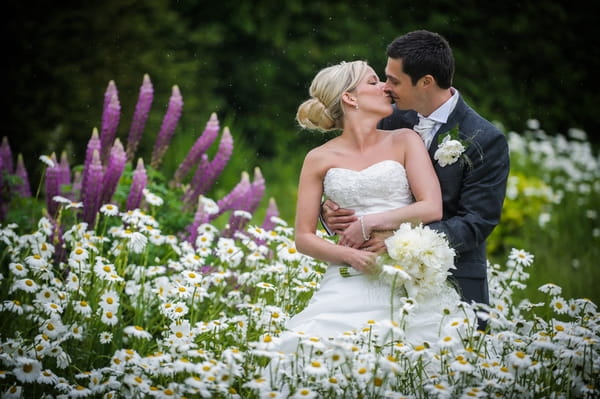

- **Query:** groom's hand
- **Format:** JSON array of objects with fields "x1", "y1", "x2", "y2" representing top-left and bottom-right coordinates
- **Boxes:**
[
  {"x1": 359, "y1": 230, "x2": 393, "y2": 253},
  {"x1": 322, "y1": 199, "x2": 357, "y2": 234}
]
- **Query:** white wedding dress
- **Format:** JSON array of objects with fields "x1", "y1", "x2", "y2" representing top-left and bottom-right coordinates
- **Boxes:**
[{"x1": 278, "y1": 160, "x2": 472, "y2": 353}]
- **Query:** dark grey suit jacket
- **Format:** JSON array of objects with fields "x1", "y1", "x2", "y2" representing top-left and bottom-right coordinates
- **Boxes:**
[{"x1": 378, "y1": 96, "x2": 510, "y2": 305}]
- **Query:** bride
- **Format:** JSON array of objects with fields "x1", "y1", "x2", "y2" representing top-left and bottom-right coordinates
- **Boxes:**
[{"x1": 278, "y1": 60, "x2": 472, "y2": 353}]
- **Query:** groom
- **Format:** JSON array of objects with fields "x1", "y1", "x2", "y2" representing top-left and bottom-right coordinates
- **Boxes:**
[{"x1": 322, "y1": 30, "x2": 510, "y2": 310}]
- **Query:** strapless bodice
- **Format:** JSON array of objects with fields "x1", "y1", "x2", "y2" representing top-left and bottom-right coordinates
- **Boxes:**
[{"x1": 323, "y1": 160, "x2": 414, "y2": 216}]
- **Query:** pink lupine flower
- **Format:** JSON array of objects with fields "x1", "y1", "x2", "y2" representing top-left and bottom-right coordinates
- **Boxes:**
[
  {"x1": 100, "y1": 87, "x2": 121, "y2": 165},
  {"x1": 261, "y1": 197, "x2": 280, "y2": 231},
  {"x1": 126, "y1": 158, "x2": 147, "y2": 211},
  {"x1": 82, "y1": 150, "x2": 104, "y2": 225},
  {"x1": 126, "y1": 74, "x2": 154, "y2": 162},
  {"x1": 151, "y1": 85, "x2": 183, "y2": 169},
  {"x1": 101, "y1": 138, "x2": 127, "y2": 204},
  {"x1": 45, "y1": 153, "x2": 61, "y2": 217},
  {"x1": 174, "y1": 112, "x2": 220, "y2": 184},
  {"x1": 81, "y1": 128, "x2": 101, "y2": 203},
  {"x1": 13, "y1": 154, "x2": 31, "y2": 197}
]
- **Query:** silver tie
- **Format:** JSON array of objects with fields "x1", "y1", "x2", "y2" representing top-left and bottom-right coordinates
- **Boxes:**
[{"x1": 413, "y1": 117, "x2": 437, "y2": 149}]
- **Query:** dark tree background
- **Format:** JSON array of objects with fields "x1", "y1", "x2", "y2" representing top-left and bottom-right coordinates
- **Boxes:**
[{"x1": 3, "y1": 0, "x2": 599, "y2": 183}]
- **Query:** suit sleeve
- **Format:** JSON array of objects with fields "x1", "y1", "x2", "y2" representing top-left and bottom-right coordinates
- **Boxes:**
[{"x1": 428, "y1": 129, "x2": 510, "y2": 254}]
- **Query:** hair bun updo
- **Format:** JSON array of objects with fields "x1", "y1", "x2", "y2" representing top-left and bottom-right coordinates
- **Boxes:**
[{"x1": 296, "y1": 98, "x2": 337, "y2": 132}]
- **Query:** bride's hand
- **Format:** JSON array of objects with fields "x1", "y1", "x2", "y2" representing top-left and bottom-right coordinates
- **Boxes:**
[{"x1": 344, "y1": 249, "x2": 378, "y2": 274}]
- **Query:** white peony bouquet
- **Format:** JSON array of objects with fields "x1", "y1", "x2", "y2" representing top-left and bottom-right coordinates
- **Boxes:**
[{"x1": 376, "y1": 223, "x2": 456, "y2": 300}]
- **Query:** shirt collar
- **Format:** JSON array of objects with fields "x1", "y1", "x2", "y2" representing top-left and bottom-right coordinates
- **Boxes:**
[{"x1": 419, "y1": 88, "x2": 459, "y2": 124}]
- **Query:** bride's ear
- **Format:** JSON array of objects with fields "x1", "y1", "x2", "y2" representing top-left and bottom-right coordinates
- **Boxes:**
[{"x1": 341, "y1": 92, "x2": 357, "y2": 108}]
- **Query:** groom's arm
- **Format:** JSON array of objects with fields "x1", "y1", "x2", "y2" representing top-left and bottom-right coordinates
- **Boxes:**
[{"x1": 429, "y1": 128, "x2": 510, "y2": 253}]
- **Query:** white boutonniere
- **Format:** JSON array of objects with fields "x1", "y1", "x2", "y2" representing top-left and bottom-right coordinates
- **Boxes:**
[{"x1": 434, "y1": 126, "x2": 470, "y2": 167}]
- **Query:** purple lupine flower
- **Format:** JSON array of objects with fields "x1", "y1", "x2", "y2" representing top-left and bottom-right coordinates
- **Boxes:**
[
  {"x1": 215, "y1": 171, "x2": 251, "y2": 219},
  {"x1": 248, "y1": 167, "x2": 265, "y2": 214},
  {"x1": 150, "y1": 85, "x2": 183, "y2": 169},
  {"x1": 126, "y1": 74, "x2": 154, "y2": 162},
  {"x1": 101, "y1": 138, "x2": 126, "y2": 205},
  {"x1": 45, "y1": 153, "x2": 61, "y2": 217},
  {"x1": 81, "y1": 128, "x2": 101, "y2": 203},
  {"x1": 72, "y1": 170, "x2": 82, "y2": 201},
  {"x1": 0, "y1": 137, "x2": 13, "y2": 174},
  {"x1": 0, "y1": 156, "x2": 5, "y2": 221},
  {"x1": 182, "y1": 153, "x2": 210, "y2": 209},
  {"x1": 13, "y1": 154, "x2": 31, "y2": 197},
  {"x1": 186, "y1": 197, "x2": 210, "y2": 245},
  {"x1": 126, "y1": 158, "x2": 147, "y2": 211},
  {"x1": 173, "y1": 112, "x2": 220, "y2": 184},
  {"x1": 223, "y1": 167, "x2": 265, "y2": 237},
  {"x1": 49, "y1": 216, "x2": 67, "y2": 265},
  {"x1": 103, "y1": 80, "x2": 117, "y2": 113},
  {"x1": 187, "y1": 127, "x2": 233, "y2": 200},
  {"x1": 261, "y1": 197, "x2": 280, "y2": 231},
  {"x1": 100, "y1": 88, "x2": 121, "y2": 165},
  {"x1": 58, "y1": 151, "x2": 72, "y2": 197},
  {"x1": 82, "y1": 150, "x2": 104, "y2": 226}
]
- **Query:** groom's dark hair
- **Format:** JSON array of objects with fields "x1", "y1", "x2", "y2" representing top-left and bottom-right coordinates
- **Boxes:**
[{"x1": 387, "y1": 30, "x2": 454, "y2": 89}]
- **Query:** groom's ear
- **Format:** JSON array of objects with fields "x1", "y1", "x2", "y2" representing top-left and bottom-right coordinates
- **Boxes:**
[{"x1": 419, "y1": 75, "x2": 436, "y2": 88}]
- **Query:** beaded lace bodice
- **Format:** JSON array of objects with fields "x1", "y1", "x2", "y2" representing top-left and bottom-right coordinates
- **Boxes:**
[{"x1": 323, "y1": 160, "x2": 414, "y2": 216}]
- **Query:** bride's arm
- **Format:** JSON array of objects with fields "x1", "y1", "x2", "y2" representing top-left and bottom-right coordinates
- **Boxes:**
[
  {"x1": 339, "y1": 131, "x2": 442, "y2": 247},
  {"x1": 295, "y1": 151, "x2": 377, "y2": 272}
]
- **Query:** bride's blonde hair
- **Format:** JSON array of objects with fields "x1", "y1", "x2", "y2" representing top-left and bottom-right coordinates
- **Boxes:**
[{"x1": 296, "y1": 60, "x2": 369, "y2": 132}]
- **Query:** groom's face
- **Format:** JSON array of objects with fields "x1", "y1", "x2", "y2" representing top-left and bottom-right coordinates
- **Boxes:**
[{"x1": 384, "y1": 58, "x2": 420, "y2": 111}]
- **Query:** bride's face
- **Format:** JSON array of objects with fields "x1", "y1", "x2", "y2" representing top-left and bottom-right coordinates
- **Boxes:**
[{"x1": 351, "y1": 68, "x2": 393, "y2": 117}]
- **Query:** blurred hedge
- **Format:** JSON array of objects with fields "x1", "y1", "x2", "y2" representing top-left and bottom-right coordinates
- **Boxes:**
[{"x1": 4, "y1": 0, "x2": 599, "y2": 182}]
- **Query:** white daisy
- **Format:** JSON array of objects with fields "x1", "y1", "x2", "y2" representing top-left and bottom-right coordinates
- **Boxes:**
[
  {"x1": 99, "y1": 332, "x2": 113, "y2": 344},
  {"x1": 100, "y1": 204, "x2": 119, "y2": 216},
  {"x1": 12, "y1": 357, "x2": 42, "y2": 383},
  {"x1": 39, "y1": 155, "x2": 55, "y2": 167},
  {"x1": 124, "y1": 325, "x2": 152, "y2": 340}
]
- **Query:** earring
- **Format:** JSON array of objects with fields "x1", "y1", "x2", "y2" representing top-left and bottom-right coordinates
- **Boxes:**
[{"x1": 355, "y1": 104, "x2": 359, "y2": 110}]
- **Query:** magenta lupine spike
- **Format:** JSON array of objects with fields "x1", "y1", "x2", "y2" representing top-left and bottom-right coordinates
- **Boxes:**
[
  {"x1": 82, "y1": 150, "x2": 104, "y2": 226},
  {"x1": 182, "y1": 153, "x2": 210, "y2": 209},
  {"x1": 100, "y1": 91, "x2": 121, "y2": 165},
  {"x1": 174, "y1": 112, "x2": 220, "y2": 184},
  {"x1": 150, "y1": 85, "x2": 183, "y2": 169},
  {"x1": 58, "y1": 151, "x2": 71, "y2": 197},
  {"x1": 101, "y1": 138, "x2": 127, "y2": 204},
  {"x1": 192, "y1": 127, "x2": 234, "y2": 197},
  {"x1": 126, "y1": 158, "x2": 147, "y2": 211},
  {"x1": 126, "y1": 74, "x2": 154, "y2": 162},
  {"x1": 0, "y1": 137, "x2": 13, "y2": 174},
  {"x1": 13, "y1": 154, "x2": 31, "y2": 197},
  {"x1": 45, "y1": 153, "x2": 61, "y2": 217},
  {"x1": 261, "y1": 197, "x2": 280, "y2": 231},
  {"x1": 81, "y1": 128, "x2": 101, "y2": 203}
]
